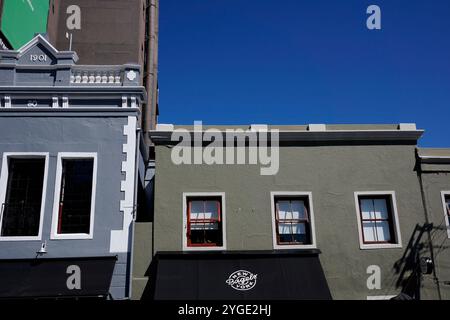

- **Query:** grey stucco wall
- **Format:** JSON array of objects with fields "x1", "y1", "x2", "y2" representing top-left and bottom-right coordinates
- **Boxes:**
[
  {"x1": 420, "y1": 171, "x2": 450, "y2": 300},
  {"x1": 147, "y1": 143, "x2": 443, "y2": 300},
  {"x1": 0, "y1": 116, "x2": 130, "y2": 299}
]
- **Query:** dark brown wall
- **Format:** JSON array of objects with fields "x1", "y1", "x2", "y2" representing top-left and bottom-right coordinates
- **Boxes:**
[
  {"x1": 47, "y1": 0, "x2": 159, "y2": 139},
  {"x1": 47, "y1": 0, "x2": 146, "y2": 67}
]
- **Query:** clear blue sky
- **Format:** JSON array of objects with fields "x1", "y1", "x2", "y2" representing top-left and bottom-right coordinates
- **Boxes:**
[{"x1": 158, "y1": 0, "x2": 450, "y2": 147}]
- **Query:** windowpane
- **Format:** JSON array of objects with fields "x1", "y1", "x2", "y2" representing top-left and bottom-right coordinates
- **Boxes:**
[
  {"x1": 363, "y1": 221, "x2": 392, "y2": 243},
  {"x1": 190, "y1": 201, "x2": 204, "y2": 220},
  {"x1": 279, "y1": 233, "x2": 308, "y2": 244},
  {"x1": 375, "y1": 221, "x2": 392, "y2": 242},
  {"x1": 290, "y1": 200, "x2": 306, "y2": 220},
  {"x1": 278, "y1": 222, "x2": 306, "y2": 235},
  {"x1": 190, "y1": 200, "x2": 219, "y2": 220},
  {"x1": 359, "y1": 195, "x2": 395, "y2": 244},
  {"x1": 1, "y1": 158, "x2": 45, "y2": 237},
  {"x1": 362, "y1": 222, "x2": 376, "y2": 242},
  {"x1": 57, "y1": 159, "x2": 94, "y2": 234},
  {"x1": 360, "y1": 199, "x2": 374, "y2": 220},
  {"x1": 187, "y1": 197, "x2": 223, "y2": 247},
  {"x1": 190, "y1": 222, "x2": 218, "y2": 231},
  {"x1": 275, "y1": 197, "x2": 311, "y2": 245},
  {"x1": 373, "y1": 199, "x2": 389, "y2": 219},
  {"x1": 277, "y1": 201, "x2": 290, "y2": 220},
  {"x1": 204, "y1": 201, "x2": 219, "y2": 220}
]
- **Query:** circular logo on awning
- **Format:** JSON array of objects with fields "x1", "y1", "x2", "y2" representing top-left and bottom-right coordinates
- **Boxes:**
[{"x1": 226, "y1": 270, "x2": 258, "y2": 291}]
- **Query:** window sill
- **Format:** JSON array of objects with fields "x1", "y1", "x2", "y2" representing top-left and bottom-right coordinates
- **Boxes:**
[
  {"x1": 0, "y1": 236, "x2": 42, "y2": 241},
  {"x1": 359, "y1": 243, "x2": 402, "y2": 250},
  {"x1": 50, "y1": 234, "x2": 93, "y2": 240},
  {"x1": 183, "y1": 246, "x2": 226, "y2": 252},
  {"x1": 273, "y1": 244, "x2": 317, "y2": 250}
]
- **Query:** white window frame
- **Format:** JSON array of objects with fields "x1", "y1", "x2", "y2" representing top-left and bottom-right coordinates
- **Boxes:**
[
  {"x1": 440, "y1": 191, "x2": 450, "y2": 239},
  {"x1": 270, "y1": 191, "x2": 317, "y2": 250},
  {"x1": 50, "y1": 153, "x2": 97, "y2": 240},
  {"x1": 0, "y1": 152, "x2": 49, "y2": 241},
  {"x1": 354, "y1": 191, "x2": 402, "y2": 250},
  {"x1": 182, "y1": 192, "x2": 227, "y2": 251}
]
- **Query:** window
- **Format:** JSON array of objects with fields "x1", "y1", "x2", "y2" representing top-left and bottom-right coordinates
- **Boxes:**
[
  {"x1": 183, "y1": 192, "x2": 226, "y2": 251},
  {"x1": 355, "y1": 192, "x2": 402, "y2": 249},
  {"x1": 270, "y1": 192, "x2": 317, "y2": 249},
  {"x1": 445, "y1": 195, "x2": 450, "y2": 219},
  {"x1": 187, "y1": 198, "x2": 222, "y2": 246},
  {"x1": 359, "y1": 196, "x2": 395, "y2": 244},
  {"x1": 441, "y1": 192, "x2": 450, "y2": 238},
  {"x1": 51, "y1": 153, "x2": 97, "y2": 239},
  {"x1": 1, "y1": 159, "x2": 45, "y2": 237},
  {"x1": 0, "y1": 153, "x2": 48, "y2": 240},
  {"x1": 275, "y1": 198, "x2": 310, "y2": 244}
]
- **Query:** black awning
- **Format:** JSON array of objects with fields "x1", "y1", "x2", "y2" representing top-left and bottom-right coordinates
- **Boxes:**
[
  {"x1": 152, "y1": 250, "x2": 332, "y2": 300},
  {"x1": 0, "y1": 256, "x2": 117, "y2": 299}
]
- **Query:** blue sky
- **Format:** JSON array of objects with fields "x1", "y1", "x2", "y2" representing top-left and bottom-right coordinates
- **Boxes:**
[{"x1": 158, "y1": 0, "x2": 450, "y2": 147}]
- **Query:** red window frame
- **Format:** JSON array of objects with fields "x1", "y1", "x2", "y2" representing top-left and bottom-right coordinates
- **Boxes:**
[
  {"x1": 358, "y1": 195, "x2": 396, "y2": 245},
  {"x1": 186, "y1": 198, "x2": 222, "y2": 247},
  {"x1": 274, "y1": 197, "x2": 311, "y2": 245}
]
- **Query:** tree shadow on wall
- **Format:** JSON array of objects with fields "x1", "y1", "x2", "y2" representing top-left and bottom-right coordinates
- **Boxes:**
[{"x1": 393, "y1": 223, "x2": 449, "y2": 300}]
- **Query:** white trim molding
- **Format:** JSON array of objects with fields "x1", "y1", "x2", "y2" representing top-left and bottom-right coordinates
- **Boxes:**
[
  {"x1": 270, "y1": 191, "x2": 317, "y2": 250},
  {"x1": 4, "y1": 96, "x2": 11, "y2": 108},
  {"x1": 50, "y1": 152, "x2": 98, "y2": 240},
  {"x1": 182, "y1": 192, "x2": 227, "y2": 252},
  {"x1": 18, "y1": 34, "x2": 59, "y2": 55},
  {"x1": 0, "y1": 152, "x2": 49, "y2": 241},
  {"x1": 367, "y1": 295, "x2": 396, "y2": 300},
  {"x1": 440, "y1": 191, "x2": 450, "y2": 239},
  {"x1": 110, "y1": 116, "x2": 137, "y2": 252},
  {"x1": 354, "y1": 191, "x2": 402, "y2": 250}
]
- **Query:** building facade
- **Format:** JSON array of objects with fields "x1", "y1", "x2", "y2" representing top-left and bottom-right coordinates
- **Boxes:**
[
  {"x1": 0, "y1": 35, "x2": 146, "y2": 299},
  {"x1": 1, "y1": 4, "x2": 449, "y2": 302},
  {"x1": 0, "y1": 0, "x2": 159, "y2": 135},
  {"x1": 131, "y1": 124, "x2": 450, "y2": 300}
]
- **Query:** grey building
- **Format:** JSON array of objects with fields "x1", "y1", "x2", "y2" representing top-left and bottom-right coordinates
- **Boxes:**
[
  {"x1": 131, "y1": 123, "x2": 450, "y2": 300},
  {"x1": 0, "y1": 35, "x2": 146, "y2": 299},
  {"x1": 0, "y1": 0, "x2": 159, "y2": 137}
]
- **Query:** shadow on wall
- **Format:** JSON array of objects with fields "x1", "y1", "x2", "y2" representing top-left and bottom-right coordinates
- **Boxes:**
[
  {"x1": 140, "y1": 259, "x2": 158, "y2": 300},
  {"x1": 393, "y1": 223, "x2": 449, "y2": 300}
]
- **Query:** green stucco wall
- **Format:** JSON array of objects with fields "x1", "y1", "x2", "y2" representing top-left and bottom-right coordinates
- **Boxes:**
[{"x1": 133, "y1": 142, "x2": 447, "y2": 300}]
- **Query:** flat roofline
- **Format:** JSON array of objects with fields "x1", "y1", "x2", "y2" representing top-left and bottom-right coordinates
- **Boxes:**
[
  {"x1": 148, "y1": 123, "x2": 424, "y2": 143},
  {"x1": 417, "y1": 148, "x2": 450, "y2": 164}
]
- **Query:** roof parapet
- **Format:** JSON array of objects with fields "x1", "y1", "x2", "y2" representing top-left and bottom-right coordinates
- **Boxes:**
[
  {"x1": 308, "y1": 124, "x2": 326, "y2": 132},
  {"x1": 156, "y1": 124, "x2": 174, "y2": 131},
  {"x1": 250, "y1": 124, "x2": 268, "y2": 131},
  {"x1": 399, "y1": 123, "x2": 417, "y2": 131},
  {"x1": 148, "y1": 123, "x2": 424, "y2": 144}
]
